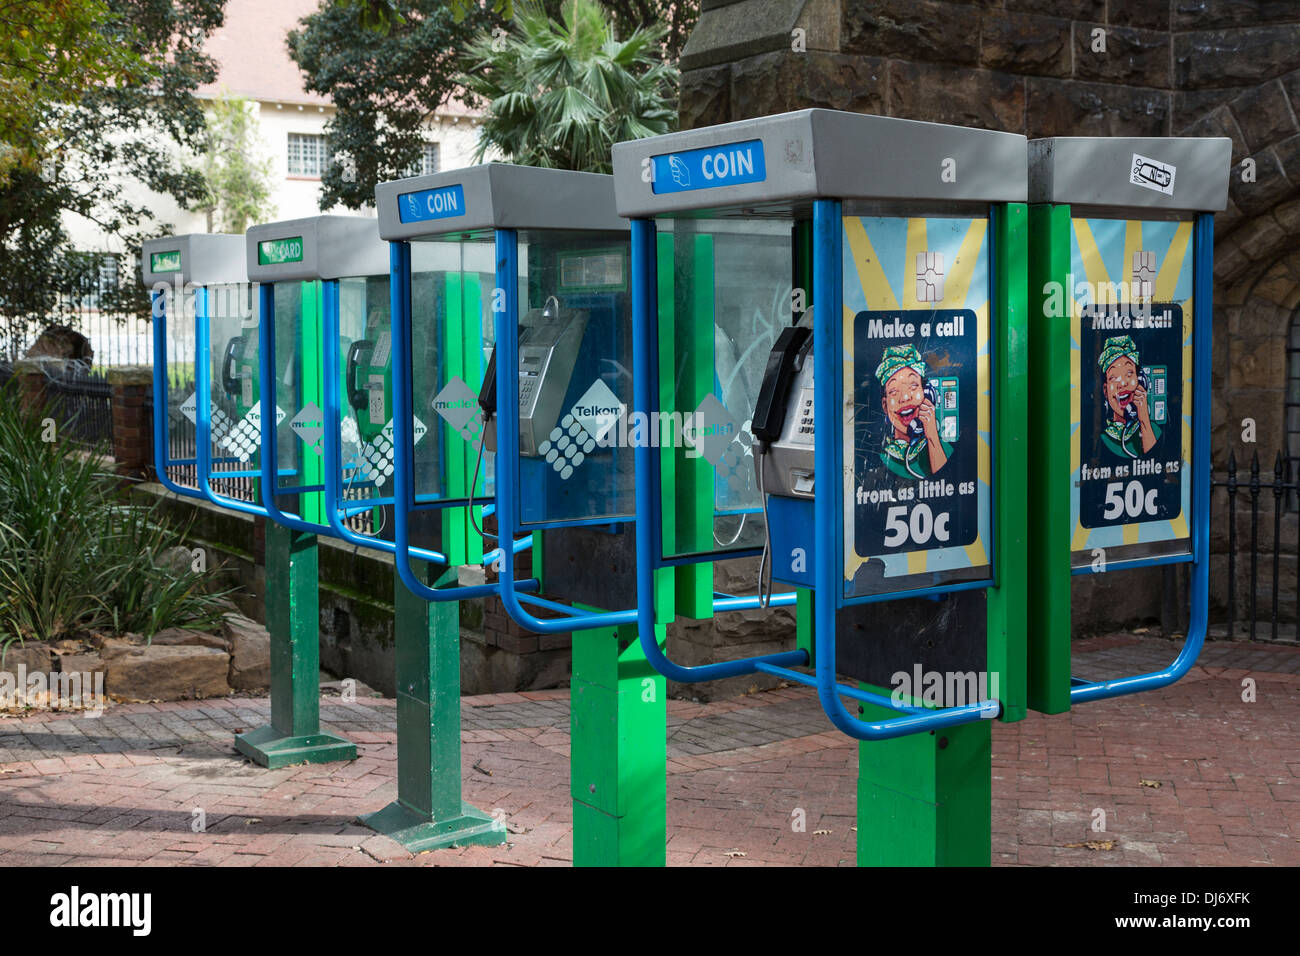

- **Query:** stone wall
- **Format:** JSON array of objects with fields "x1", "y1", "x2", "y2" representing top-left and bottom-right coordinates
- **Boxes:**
[{"x1": 667, "y1": 0, "x2": 1300, "y2": 676}]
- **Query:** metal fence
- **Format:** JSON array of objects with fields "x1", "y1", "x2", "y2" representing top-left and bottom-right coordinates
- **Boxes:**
[
  {"x1": 42, "y1": 362, "x2": 114, "y2": 448},
  {"x1": 1213, "y1": 449, "x2": 1298, "y2": 642}
]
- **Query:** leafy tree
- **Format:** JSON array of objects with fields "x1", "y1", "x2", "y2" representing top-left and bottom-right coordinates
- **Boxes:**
[
  {"x1": 339, "y1": 0, "x2": 698, "y2": 60},
  {"x1": 288, "y1": 1, "x2": 502, "y2": 211},
  {"x1": 193, "y1": 94, "x2": 275, "y2": 234},
  {"x1": 0, "y1": 0, "x2": 141, "y2": 184},
  {"x1": 458, "y1": 0, "x2": 677, "y2": 173},
  {"x1": 0, "y1": 0, "x2": 226, "y2": 358}
]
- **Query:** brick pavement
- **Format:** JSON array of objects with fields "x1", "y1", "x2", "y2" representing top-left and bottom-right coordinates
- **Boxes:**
[{"x1": 0, "y1": 635, "x2": 1296, "y2": 866}]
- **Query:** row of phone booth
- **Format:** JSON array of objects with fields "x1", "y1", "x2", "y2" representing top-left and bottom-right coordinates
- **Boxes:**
[{"x1": 145, "y1": 110, "x2": 1230, "y2": 866}]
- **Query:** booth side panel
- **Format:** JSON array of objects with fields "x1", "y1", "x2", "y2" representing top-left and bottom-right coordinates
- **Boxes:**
[
  {"x1": 301, "y1": 281, "x2": 326, "y2": 526},
  {"x1": 673, "y1": 232, "x2": 715, "y2": 617},
  {"x1": 989, "y1": 203, "x2": 1028, "y2": 724},
  {"x1": 1025, "y1": 204, "x2": 1074, "y2": 715}
]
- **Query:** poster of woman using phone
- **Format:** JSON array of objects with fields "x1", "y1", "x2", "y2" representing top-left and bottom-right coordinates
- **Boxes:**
[
  {"x1": 1098, "y1": 334, "x2": 1160, "y2": 459},
  {"x1": 875, "y1": 344, "x2": 952, "y2": 480}
]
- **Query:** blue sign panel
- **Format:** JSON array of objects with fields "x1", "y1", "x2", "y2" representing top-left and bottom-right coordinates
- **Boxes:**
[
  {"x1": 651, "y1": 139, "x2": 766, "y2": 195},
  {"x1": 397, "y1": 184, "x2": 466, "y2": 224}
]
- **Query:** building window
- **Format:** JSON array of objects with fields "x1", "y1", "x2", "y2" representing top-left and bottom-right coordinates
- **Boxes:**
[
  {"x1": 404, "y1": 142, "x2": 440, "y2": 178},
  {"x1": 72, "y1": 253, "x2": 119, "y2": 310},
  {"x1": 287, "y1": 133, "x2": 330, "y2": 177}
]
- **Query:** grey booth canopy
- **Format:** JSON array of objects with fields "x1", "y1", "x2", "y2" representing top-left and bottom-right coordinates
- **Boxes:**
[
  {"x1": 1028, "y1": 137, "x2": 1232, "y2": 212},
  {"x1": 141, "y1": 233, "x2": 246, "y2": 287},
  {"x1": 245, "y1": 215, "x2": 390, "y2": 283},
  {"x1": 374, "y1": 163, "x2": 627, "y2": 241},
  {"x1": 610, "y1": 108, "x2": 1028, "y2": 218}
]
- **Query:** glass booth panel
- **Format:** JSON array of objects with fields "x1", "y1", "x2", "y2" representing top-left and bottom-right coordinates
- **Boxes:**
[
  {"x1": 659, "y1": 218, "x2": 795, "y2": 560},
  {"x1": 410, "y1": 236, "x2": 498, "y2": 512},
  {"x1": 513, "y1": 229, "x2": 634, "y2": 528},
  {"x1": 335, "y1": 274, "x2": 391, "y2": 536},
  {"x1": 157, "y1": 285, "x2": 198, "y2": 490},
  {"x1": 270, "y1": 282, "x2": 321, "y2": 519},
  {"x1": 203, "y1": 281, "x2": 261, "y2": 503}
]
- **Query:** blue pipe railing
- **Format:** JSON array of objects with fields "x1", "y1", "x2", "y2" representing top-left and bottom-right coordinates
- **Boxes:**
[
  {"x1": 1068, "y1": 212, "x2": 1214, "y2": 704},
  {"x1": 488, "y1": 228, "x2": 638, "y2": 632},
  {"x1": 388, "y1": 240, "x2": 527, "y2": 602},
  {"x1": 194, "y1": 286, "x2": 273, "y2": 519},
  {"x1": 630, "y1": 210, "x2": 998, "y2": 740},
  {"x1": 150, "y1": 290, "x2": 206, "y2": 502},
  {"x1": 255, "y1": 282, "x2": 336, "y2": 537}
]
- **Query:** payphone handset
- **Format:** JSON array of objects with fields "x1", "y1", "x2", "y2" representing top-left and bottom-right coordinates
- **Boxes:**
[
  {"x1": 221, "y1": 323, "x2": 260, "y2": 418},
  {"x1": 345, "y1": 308, "x2": 392, "y2": 444},
  {"x1": 750, "y1": 319, "x2": 814, "y2": 608},
  {"x1": 479, "y1": 296, "x2": 589, "y2": 456}
]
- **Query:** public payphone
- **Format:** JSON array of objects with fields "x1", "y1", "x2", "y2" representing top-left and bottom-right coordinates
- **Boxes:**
[
  {"x1": 143, "y1": 233, "x2": 247, "y2": 503},
  {"x1": 614, "y1": 110, "x2": 1029, "y2": 742},
  {"x1": 1025, "y1": 136, "x2": 1231, "y2": 713},
  {"x1": 376, "y1": 163, "x2": 695, "y2": 865}
]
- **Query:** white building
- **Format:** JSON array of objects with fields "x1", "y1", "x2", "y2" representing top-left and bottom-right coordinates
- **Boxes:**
[{"x1": 61, "y1": 0, "x2": 487, "y2": 365}]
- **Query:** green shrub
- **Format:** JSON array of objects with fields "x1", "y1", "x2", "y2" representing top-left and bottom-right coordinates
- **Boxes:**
[{"x1": 0, "y1": 382, "x2": 232, "y2": 656}]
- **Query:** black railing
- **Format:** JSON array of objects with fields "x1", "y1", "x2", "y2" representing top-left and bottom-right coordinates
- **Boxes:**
[
  {"x1": 43, "y1": 362, "x2": 112, "y2": 448},
  {"x1": 1213, "y1": 450, "x2": 1297, "y2": 642}
]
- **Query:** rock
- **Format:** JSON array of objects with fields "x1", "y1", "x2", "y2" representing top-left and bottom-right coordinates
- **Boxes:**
[
  {"x1": 23, "y1": 324, "x2": 93, "y2": 364},
  {"x1": 58, "y1": 653, "x2": 107, "y2": 676},
  {"x1": 155, "y1": 546, "x2": 195, "y2": 576},
  {"x1": 99, "y1": 636, "x2": 147, "y2": 660},
  {"x1": 0, "y1": 641, "x2": 52, "y2": 675},
  {"x1": 224, "y1": 615, "x2": 270, "y2": 690},
  {"x1": 105, "y1": 645, "x2": 231, "y2": 702},
  {"x1": 151, "y1": 627, "x2": 229, "y2": 651}
]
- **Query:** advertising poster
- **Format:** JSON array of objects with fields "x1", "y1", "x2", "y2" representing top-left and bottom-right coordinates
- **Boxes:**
[
  {"x1": 1069, "y1": 218, "x2": 1193, "y2": 566},
  {"x1": 842, "y1": 214, "x2": 992, "y2": 599}
]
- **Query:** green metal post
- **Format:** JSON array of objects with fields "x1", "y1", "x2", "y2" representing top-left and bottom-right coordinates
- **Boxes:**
[
  {"x1": 570, "y1": 611, "x2": 667, "y2": 867},
  {"x1": 855, "y1": 204, "x2": 1028, "y2": 866},
  {"x1": 235, "y1": 521, "x2": 356, "y2": 767},
  {"x1": 237, "y1": 280, "x2": 354, "y2": 768},
  {"x1": 857, "y1": 694, "x2": 992, "y2": 866},
  {"x1": 360, "y1": 562, "x2": 503, "y2": 850},
  {"x1": 1025, "y1": 203, "x2": 1074, "y2": 714}
]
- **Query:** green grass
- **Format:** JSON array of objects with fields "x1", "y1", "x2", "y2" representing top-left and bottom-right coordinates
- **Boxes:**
[{"x1": 0, "y1": 381, "x2": 232, "y2": 663}]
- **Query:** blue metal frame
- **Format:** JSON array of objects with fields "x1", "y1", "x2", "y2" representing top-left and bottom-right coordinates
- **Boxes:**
[
  {"x1": 320, "y1": 274, "x2": 530, "y2": 573},
  {"x1": 1069, "y1": 212, "x2": 1213, "y2": 703},
  {"x1": 194, "y1": 285, "x2": 272, "y2": 519},
  {"x1": 630, "y1": 206, "x2": 999, "y2": 741},
  {"x1": 150, "y1": 289, "x2": 205, "y2": 501},
  {"x1": 489, "y1": 228, "x2": 640, "y2": 632},
  {"x1": 388, "y1": 240, "x2": 530, "y2": 603},
  {"x1": 256, "y1": 281, "x2": 336, "y2": 536}
]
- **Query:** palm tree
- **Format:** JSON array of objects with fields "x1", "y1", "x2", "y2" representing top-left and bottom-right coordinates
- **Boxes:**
[{"x1": 459, "y1": 0, "x2": 677, "y2": 173}]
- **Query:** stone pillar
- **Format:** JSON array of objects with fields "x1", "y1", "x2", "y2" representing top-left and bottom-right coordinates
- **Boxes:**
[
  {"x1": 12, "y1": 357, "x2": 55, "y2": 416},
  {"x1": 107, "y1": 365, "x2": 154, "y2": 480}
]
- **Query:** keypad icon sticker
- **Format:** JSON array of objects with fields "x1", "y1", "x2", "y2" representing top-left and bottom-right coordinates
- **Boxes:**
[
  {"x1": 537, "y1": 412, "x2": 597, "y2": 481},
  {"x1": 432, "y1": 376, "x2": 485, "y2": 451},
  {"x1": 219, "y1": 401, "x2": 284, "y2": 463},
  {"x1": 1133, "y1": 250, "x2": 1156, "y2": 298},
  {"x1": 916, "y1": 251, "x2": 945, "y2": 303}
]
